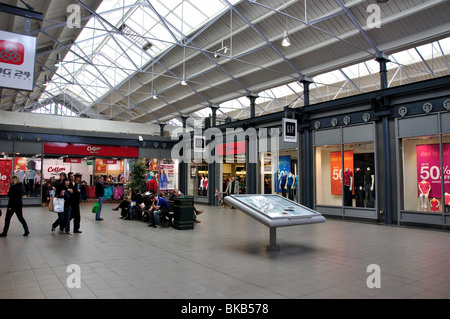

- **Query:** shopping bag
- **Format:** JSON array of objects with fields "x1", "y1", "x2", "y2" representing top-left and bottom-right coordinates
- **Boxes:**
[
  {"x1": 48, "y1": 197, "x2": 54, "y2": 212},
  {"x1": 53, "y1": 197, "x2": 65, "y2": 213},
  {"x1": 92, "y1": 202, "x2": 99, "y2": 214}
]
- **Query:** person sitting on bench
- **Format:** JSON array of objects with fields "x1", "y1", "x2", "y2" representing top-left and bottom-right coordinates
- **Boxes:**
[{"x1": 147, "y1": 194, "x2": 170, "y2": 228}]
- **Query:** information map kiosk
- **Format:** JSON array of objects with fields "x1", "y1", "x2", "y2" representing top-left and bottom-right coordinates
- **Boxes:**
[{"x1": 224, "y1": 194, "x2": 326, "y2": 251}]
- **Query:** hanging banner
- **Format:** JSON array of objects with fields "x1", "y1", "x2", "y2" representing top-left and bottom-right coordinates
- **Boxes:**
[
  {"x1": 416, "y1": 144, "x2": 450, "y2": 198},
  {"x1": 0, "y1": 159, "x2": 12, "y2": 196},
  {"x1": 283, "y1": 118, "x2": 297, "y2": 142},
  {"x1": 0, "y1": 30, "x2": 36, "y2": 91},
  {"x1": 159, "y1": 162, "x2": 175, "y2": 191},
  {"x1": 330, "y1": 151, "x2": 354, "y2": 195}
]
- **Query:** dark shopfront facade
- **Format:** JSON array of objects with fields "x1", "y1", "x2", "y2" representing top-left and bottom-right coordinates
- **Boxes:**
[
  {"x1": 1, "y1": 76, "x2": 449, "y2": 229},
  {"x1": 194, "y1": 75, "x2": 450, "y2": 229},
  {"x1": 0, "y1": 126, "x2": 175, "y2": 207}
]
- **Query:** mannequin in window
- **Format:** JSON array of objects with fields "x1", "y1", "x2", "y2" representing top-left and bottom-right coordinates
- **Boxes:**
[
  {"x1": 203, "y1": 175, "x2": 208, "y2": 197},
  {"x1": 199, "y1": 175, "x2": 205, "y2": 196},
  {"x1": 364, "y1": 167, "x2": 375, "y2": 208},
  {"x1": 354, "y1": 167, "x2": 364, "y2": 207},
  {"x1": 294, "y1": 174, "x2": 298, "y2": 199},
  {"x1": 343, "y1": 168, "x2": 353, "y2": 206},
  {"x1": 445, "y1": 192, "x2": 450, "y2": 214},
  {"x1": 279, "y1": 171, "x2": 287, "y2": 197},
  {"x1": 418, "y1": 180, "x2": 431, "y2": 209},
  {"x1": 430, "y1": 198, "x2": 440, "y2": 212},
  {"x1": 286, "y1": 172, "x2": 294, "y2": 200}
]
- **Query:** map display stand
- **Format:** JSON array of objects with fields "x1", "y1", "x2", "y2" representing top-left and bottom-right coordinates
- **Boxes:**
[{"x1": 224, "y1": 194, "x2": 326, "y2": 251}]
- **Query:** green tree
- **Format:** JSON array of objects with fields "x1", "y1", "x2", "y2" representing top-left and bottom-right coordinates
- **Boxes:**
[{"x1": 128, "y1": 159, "x2": 147, "y2": 192}]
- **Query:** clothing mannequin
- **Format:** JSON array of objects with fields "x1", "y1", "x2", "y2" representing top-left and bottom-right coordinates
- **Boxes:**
[
  {"x1": 418, "y1": 180, "x2": 431, "y2": 209},
  {"x1": 203, "y1": 175, "x2": 208, "y2": 196},
  {"x1": 279, "y1": 171, "x2": 287, "y2": 197},
  {"x1": 430, "y1": 198, "x2": 440, "y2": 212},
  {"x1": 355, "y1": 168, "x2": 364, "y2": 207},
  {"x1": 286, "y1": 172, "x2": 294, "y2": 200},
  {"x1": 343, "y1": 168, "x2": 353, "y2": 206},
  {"x1": 364, "y1": 167, "x2": 375, "y2": 208},
  {"x1": 445, "y1": 192, "x2": 450, "y2": 214},
  {"x1": 199, "y1": 176, "x2": 204, "y2": 196}
]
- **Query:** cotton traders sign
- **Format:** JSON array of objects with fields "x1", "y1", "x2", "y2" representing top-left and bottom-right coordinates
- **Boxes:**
[{"x1": 0, "y1": 30, "x2": 36, "y2": 91}]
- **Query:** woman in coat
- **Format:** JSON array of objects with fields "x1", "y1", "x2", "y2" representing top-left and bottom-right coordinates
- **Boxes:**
[{"x1": 0, "y1": 176, "x2": 30, "y2": 237}]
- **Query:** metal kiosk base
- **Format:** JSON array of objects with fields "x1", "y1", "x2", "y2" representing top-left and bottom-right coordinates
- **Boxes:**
[{"x1": 267, "y1": 227, "x2": 280, "y2": 251}]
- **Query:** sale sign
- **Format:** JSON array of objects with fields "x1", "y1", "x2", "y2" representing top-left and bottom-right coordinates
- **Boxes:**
[
  {"x1": 417, "y1": 144, "x2": 450, "y2": 198},
  {"x1": 0, "y1": 159, "x2": 12, "y2": 195},
  {"x1": 330, "y1": 151, "x2": 354, "y2": 195}
]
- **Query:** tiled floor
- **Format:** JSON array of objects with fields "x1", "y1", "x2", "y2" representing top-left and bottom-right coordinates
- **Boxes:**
[{"x1": 0, "y1": 201, "x2": 449, "y2": 299}]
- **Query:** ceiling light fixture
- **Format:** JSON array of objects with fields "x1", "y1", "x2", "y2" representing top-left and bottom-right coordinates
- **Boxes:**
[
  {"x1": 55, "y1": 54, "x2": 63, "y2": 67},
  {"x1": 282, "y1": 30, "x2": 291, "y2": 47},
  {"x1": 214, "y1": 41, "x2": 229, "y2": 58}
]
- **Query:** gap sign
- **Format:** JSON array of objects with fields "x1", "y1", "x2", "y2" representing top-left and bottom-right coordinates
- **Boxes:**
[{"x1": 283, "y1": 118, "x2": 297, "y2": 143}]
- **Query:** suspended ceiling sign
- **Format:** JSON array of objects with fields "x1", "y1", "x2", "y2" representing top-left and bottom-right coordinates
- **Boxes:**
[{"x1": 0, "y1": 30, "x2": 36, "y2": 91}]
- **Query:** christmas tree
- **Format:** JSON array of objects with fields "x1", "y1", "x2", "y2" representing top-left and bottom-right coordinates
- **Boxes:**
[{"x1": 128, "y1": 159, "x2": 147, "y2": 193}]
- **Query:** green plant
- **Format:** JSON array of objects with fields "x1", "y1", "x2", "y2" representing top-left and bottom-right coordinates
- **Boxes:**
[{"x1": 128, "y1": 159, "x2": 147, "y2": 193}]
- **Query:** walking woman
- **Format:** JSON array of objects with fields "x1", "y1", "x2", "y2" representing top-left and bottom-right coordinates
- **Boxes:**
[
  {"x1": 51, "y1": 177, "x2": 73, "y2": 234},
  {"x1": 0, "y1": 176, "x2": 30, "y2": 237}
]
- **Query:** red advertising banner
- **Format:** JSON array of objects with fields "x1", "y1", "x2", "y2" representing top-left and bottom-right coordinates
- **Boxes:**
[
  {"x1": 44, "y1": 142, "x2": 139, "y2": 158},
  {"x1": 0, "y1": 159, "x2": 12, "y2": 195},
  {"x1": 95, "y1": 159, "x2": 107, "y2": 173},
  {"x1": 216, "y1": 141, "x2": 246, "y2": 156},
  {"x1": 64, "y1": 158, "x2": 82, "y2": 163},
  {"x1": 416, "y1": 144, "x2": 450, "y2": 198},
  {"x1": 330, "y1": 151, "x2": 354, "y2": 195}
]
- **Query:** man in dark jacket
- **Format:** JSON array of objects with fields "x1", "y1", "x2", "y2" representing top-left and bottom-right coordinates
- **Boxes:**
[
  {"x1": 0, "y1": 176, "x2": 29, "y2": 237},
  {"x1": 95, "y1": 176, "x2": 105, "y2": 221}
]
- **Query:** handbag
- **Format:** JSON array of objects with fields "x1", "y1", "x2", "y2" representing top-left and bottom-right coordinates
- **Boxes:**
[
  {"x1": 48, "y1": 197, "x2": 54, "y2": 211},
  {"x1": 53, "y1": 197, "x2": 65, "y2": 213},
  {"x1": 92, "y1": 202, "x2": 99, "y2": 214}
]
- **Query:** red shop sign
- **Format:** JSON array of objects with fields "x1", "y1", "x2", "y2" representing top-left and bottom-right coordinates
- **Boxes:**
[
  {"x1": 64, "y1": 158, "x2": 82, "y2": 163},
  {"x1": 44, "y1": 142, "x2": 139, "y2": 158},
  {"x1": 216, "y1": 141, "x2": 246, "y2": 156}
]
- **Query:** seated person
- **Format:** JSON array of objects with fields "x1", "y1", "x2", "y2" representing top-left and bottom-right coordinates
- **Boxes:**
[
  {"x1": 112, "y1": 197, "x2": 131, "y2": 219},
  {"x1": 131, "y1": 188, "x2": 144, "y2": 219},
  {"x1": 147, "y1": 194, "x2": 170, "y2": 228},
  {"x1": 169, "y1": 189, "x2": 203, "y2": 223}
]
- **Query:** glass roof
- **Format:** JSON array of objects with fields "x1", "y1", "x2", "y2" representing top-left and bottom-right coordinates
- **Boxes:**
[
  {"x1": 40, "y1": 0, "x2": 240, "y2": 105},
  {"x1": 207, "y1": 37, "x2": 450, "y2": 120}
]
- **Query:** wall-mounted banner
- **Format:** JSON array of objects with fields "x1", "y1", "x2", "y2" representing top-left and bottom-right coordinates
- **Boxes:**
[
  {"x1": 416, "y1": 144, "x2": 450, "y2": 198},
  {"x1": 283, "y1": 118, "x2": 297, "y2": 142},
  {"x1": 0, "y1": 30, "x2": 36, "y2": 91},
  {"x1": 0, "y1": 159, "x2": 12, "y2": 196},
  {"x1": 330, "y1": 151, "x2": 354, "y2": 195}
]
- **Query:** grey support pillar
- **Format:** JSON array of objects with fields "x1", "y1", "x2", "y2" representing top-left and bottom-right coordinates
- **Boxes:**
[
  {"x1": 178, "y1": 115, "x2": 189, "y2": 195},
  {"x1": 376, "y1": 55, "x2": 393, "y2": 225},
  {"x1": 208, "y1": 104, "x2": 219, "y2": 205},
  {"x1": 159, "y1": 122, "x2": 165, "y2": 137},
  {"x1": 246, "y1": 93, "x2": 258, "y2": 194},
  {"x1": 301, "y1": 78, "x2": 313, "y2": 208},
  {"x1": 247, "y1": 91, "x2": 258, "y2": 119}
]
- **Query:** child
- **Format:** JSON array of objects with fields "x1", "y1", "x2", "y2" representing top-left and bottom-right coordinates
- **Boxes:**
[{"x1": 215, "y1": 188, "x2": 225, "y2": 208}]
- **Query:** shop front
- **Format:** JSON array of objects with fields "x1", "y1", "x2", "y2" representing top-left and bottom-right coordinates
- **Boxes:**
[
  {"x1": 0, "y1": 140, "x2": 43, "y2": 206},
  {"x1": 396, "y1": 112, "x2": 450, "y2": 227},
  {"x1": 314, "y1": 122, "x2": 378, "y2": 220},
  {"x1": 43, "y1": 142, "x2": 139, "y2": 201}
]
